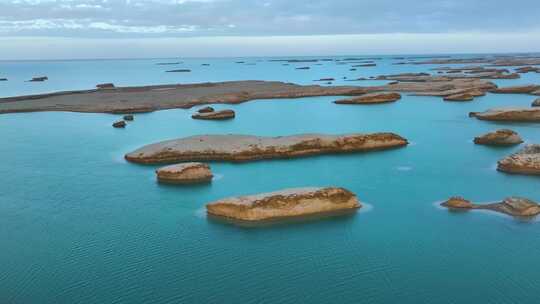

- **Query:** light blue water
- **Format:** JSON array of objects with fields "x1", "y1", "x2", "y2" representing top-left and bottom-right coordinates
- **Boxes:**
[{"x1": 1, "y1": 55, "x2": 540, "y2": 304}]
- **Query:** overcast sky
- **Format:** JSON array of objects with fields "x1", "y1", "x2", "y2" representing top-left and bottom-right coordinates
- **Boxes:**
[{"x1": 1, "y1": 0, "x2": 539, "y2": 59}]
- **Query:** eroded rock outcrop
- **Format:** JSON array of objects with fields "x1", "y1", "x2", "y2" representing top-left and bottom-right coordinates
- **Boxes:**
[
  {"x1": 441, "y1": 197, "x2": 474, "y2": 209},
  {"x1": 197, "y1": 106, "x2": 215, "y2": 113},
  {"x1": 490, "y1": 85, "x2": 540, "y2": 94},
  {"x1": 123, "y1": 115, "x2": 134, "y2": 121},
  {"x1": 532, "y1": 99, "x2": 540, "y2": 107},
  {"x1": 206, "y1": 187, "x2": 361, "y2": 221},
  {"x1": 334, "y1": 92, "x2": 401, "y2": 104},
  {"x1": 156, "y1": 162, "x2": 213, "y2": 184},
  {"x1": 444, "y1": 93, "x2": 474, "y2": 101},
  {"x1": 469, "y1": 108, "x2": 540, "y2": 122},
  {"x1": 474, "y1": 129, "x2": 523, "y2": 146},
  {"x1": 497, "y1": 145, "x2": 540, "y2": 175},
  {"x1": 113, "y1": 120, "x2": 126, "y2": 128},
  {"x1": 192, "y1": 109, "x2": 235, "y2": 120},
  {"x1": 125, "y1": 133, "x2": 409, "y2": 164},
  {"x1": 442, "y1": 197, "x2": 540, "y2": 217}
]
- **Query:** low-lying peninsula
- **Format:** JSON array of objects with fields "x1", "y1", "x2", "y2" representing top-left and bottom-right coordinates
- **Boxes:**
[
  {"x1": 206, "y1": 187, "x2": 361, "y2": 221},
  {"x1": 441, "y1": 196, "x2": 540, "y2": 217},
  {"x1": 125, "y1": 133, "x2": 409, "y2": 164},
  {"x1": 0, "y1": 79, "x2": 496, "y2": 114}
]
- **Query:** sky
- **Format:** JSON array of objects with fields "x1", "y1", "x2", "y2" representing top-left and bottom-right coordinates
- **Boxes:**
[{"x1": 0, "y1": 0, "x2": 539, "y2": 59}]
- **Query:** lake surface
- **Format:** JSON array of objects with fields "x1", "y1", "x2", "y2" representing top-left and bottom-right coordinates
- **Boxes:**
[{"x1": 1, "y1": 55, "x2": 540, "y2": 303}]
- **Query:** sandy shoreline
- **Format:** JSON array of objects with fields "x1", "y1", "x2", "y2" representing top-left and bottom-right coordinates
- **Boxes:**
[{"x1": 0, "y1": 79, "x2": 495, "y2": 115}]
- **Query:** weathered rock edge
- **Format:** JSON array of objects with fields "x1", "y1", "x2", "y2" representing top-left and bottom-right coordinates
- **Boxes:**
[
  {"x1": 470, "y1": 108, "x2": 540, "y2": 122},
  {"x1": 474, "y1": 129, "x2": 523, "y2": 146},
  {"x1": 206, "y1": 187, "x2": 361, "y2": 221},
  {"x1": 497, "y1": 145, "x2": 540, "y2": 175},
  {"x1": 156, "y1": 162, "x2": 213, "y2": 184},
  {"x1": 125, "y1": 133, "x2": 409, "y2": 164}
]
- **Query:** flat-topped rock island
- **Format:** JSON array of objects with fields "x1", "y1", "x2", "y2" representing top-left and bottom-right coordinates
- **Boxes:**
[
  {"x1": 474, "y1": 129, "x2": 523, "y2": 146},
  {"x1": 206, "y1": 187, "x2": 361, "y2": 222},
  {"x1": 497, "y1": 145, "x2": 540, "y2": 175},
  {"x1": 125, "y1": 133, "x2": 409, "y2": 164},
  {"x1": 156, "y1": 163, "x2": 213, "y2": 184},
  {"x1": 0, "y1": 79, "x2": 496, "y2": 114},
  {"x1": 470, "y1": 108, "x2": 540, "y2": 122}
]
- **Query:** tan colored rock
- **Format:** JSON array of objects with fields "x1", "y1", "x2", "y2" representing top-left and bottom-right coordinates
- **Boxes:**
[
  {"x1": 206, "y1": 187, "x2": 361, "y2": 221},
  {"x1": 335, "y1": 92, "x2": 401, "y2": 104},
  {"x1": 474, "y1": 129, "x2": 523, "y2": 146},
  {"x1": 470, "y1": 108, "x2": 540, "y2": 122},
  {"x1": 192, "y1": 109, "x2": 235, "y2": 120},
  {"x1": 533, "y1": 90, "x2": 540, "y2": 96},
  {"x1": 156, "y1": 162, "x2": 213, "y2": 184},
  {"x1": 441, "y1": 197, "x2": 474, "y2": 209},
  {"x1": 125, "y1": 133, "x2": 409, "y2": 164},
  {"x1": 490, "y1": 85, "x2": 540, "y2": 94},
  {"x1": 497, "y1": 145, "x2": 540, "y2": 175},
  {"x1": 441, "y1": 197, "x2": 540, "y2": 217},
  {"x1": 413, "y1": 87, "x2": 487, "y2": 97},
  {"x1": 444, "y1": 93, "x2": 474, "y2": 101},
  {"x1": 467, "y1": 89, "x2": 487, "y2": 97}
]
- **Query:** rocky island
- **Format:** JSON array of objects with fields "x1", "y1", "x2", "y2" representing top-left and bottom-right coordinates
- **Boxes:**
[
  {"x1": 497, "y1": 145, "x2": 540, "y2": 175},
  {"x1": 192, "y1": 109, "x2": 235, "y2": 120},
  {"x1": 490, "y1": 85, "x2": 540, "y2": 94},
  {"x1": 206, "y1": 187, "x2": 361, "y2": 221},
  {"x1": 474, "y1": 129, "x2": 523, "y2": 146},
  {"x1": 443, "y1": 92, "x2": 475, "y2": 101},
  {"x1": 112, "y1": 120, "x2": 126, "y2": 128},
  {"x1": 156, "y1": 163, "x2": 213, "y2": 184},
  {"x1": 334, "y1": 92, "x2": 401, "y2": 104},
  {"x1": 125, "y1": 133, "x2": 409, "y2": 164},
  {"x1": 470, "y1": 108, "x2": 540, "y2": 122},
  {"x1": 441, "y1": 196, "x2": 540, "y2": 217}
]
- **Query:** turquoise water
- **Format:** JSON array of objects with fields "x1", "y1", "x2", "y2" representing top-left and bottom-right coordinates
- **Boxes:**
[{"x1": 1, "y1": 55, "x2": 540, "y2": 303}]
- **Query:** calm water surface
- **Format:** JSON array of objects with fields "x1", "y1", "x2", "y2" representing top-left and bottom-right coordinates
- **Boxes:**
[{"x1": 1, "y1": 55, "x2": 540, "y2": 304}]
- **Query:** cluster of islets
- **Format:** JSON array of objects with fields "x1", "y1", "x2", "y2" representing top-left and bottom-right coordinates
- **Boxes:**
[
  {"x1": 2, "y1": 56, "x2": 540, "y2": 223},
  {"x1": 125, "y1": 132, "x2": 409, "y2": 222}
]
